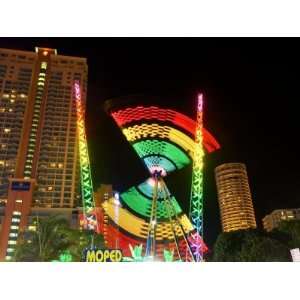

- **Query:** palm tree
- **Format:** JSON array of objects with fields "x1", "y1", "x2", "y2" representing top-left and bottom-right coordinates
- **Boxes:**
[
  {"x1": 14, "y1": 215, "x2": 71, "y2": 261},
  {"x1": 14, "y1": 215, "x2": 105, "y2": 262}
]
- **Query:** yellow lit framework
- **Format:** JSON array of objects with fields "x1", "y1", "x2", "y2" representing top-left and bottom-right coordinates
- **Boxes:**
[{"x1": 103, "y1": 199, "x2": 193, "y2": 241}]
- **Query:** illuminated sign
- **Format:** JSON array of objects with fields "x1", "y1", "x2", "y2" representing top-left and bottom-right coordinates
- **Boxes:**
[
  {"x1": 11, "y1": 181, "x2": 30, "y2": 191},
  {"x1": 83, "y1": 248, "x2": 123, "y2": 262},
  {"x1": 290, "y1": 248, "x2": 300, "y2": 262}
]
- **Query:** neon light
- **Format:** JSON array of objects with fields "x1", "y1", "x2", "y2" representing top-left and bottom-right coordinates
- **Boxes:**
[
  {"x1": 122, "y1": 124, "x2": 196, "y2": 157},
  {"x1": 108, "y1": 104, "x2": 215, "y2": 260},
  {"x1": 128, "y1": 244, "x2": 144, "y2": 262},
  {"x1": 104, "y1": 220, "x2": 197, "y2": 258},
  {"x1": 138, "y1": 179, "x2": 166, "y2": 199},
  {"x1": 103, "y1": 199, "x2": 191, "y2": 240},
  {"x1": 59, "y1": 250, "x2": 73, "y2": 262},
  {"x1": 112, "y1": 193, "x2": 121, "y2": 249},
  {"x1": 121, "y1": 185, "x2": 182, "y2": 219},
  {"x1": 111, "y1": 106, "x2": 220, "y2": 152},
  {"x1": 133, "y1": 139, "x2": 191, "y2": 171},
  {"x1": 163, "y1": 249, "x2": 174, "y2": 262},
  {"x1": 74, "y1": 81, "x2": 95, "y2": 214},
  {"x1": 189, "y1": 94, "x2": 204, "y2": 262},
  {"x1": 147, "y1": 163, "x2": 169, "y2": 176}
]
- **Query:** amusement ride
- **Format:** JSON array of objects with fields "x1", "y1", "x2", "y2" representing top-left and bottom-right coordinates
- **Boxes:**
[{"x1": 74, "y1": 81, "x2": 220, "y2": 262}]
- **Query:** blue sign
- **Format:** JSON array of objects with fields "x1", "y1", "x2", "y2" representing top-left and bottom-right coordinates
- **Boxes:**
[{"x1": 11, "y1": 181, "x2": 31, "y2": 191}]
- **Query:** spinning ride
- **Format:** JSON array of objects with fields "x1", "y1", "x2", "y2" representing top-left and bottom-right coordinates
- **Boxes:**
[{"x1": 101, "y1": 97, "x2": 220, "y2": 261}]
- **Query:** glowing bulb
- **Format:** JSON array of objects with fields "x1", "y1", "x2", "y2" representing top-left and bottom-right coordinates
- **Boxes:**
[{"x1": 113, "y1": 192, "x2": 121, "y2": 205}]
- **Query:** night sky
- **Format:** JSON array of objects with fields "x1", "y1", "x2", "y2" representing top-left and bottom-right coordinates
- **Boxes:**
[{"x1": 1, "y1": 38, "x2": 299, "y2": 246}]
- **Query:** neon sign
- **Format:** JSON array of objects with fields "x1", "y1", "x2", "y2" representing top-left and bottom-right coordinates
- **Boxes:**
[{"x1": 84, "y1": 248, "x2": 123, "y2": 262}]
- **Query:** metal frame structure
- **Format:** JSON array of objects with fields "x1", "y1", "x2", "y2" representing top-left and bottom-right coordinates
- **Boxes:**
[
  {"x1": 74, "y1": 81, "x2": 96, "y2": 222},
  {"x1": 188, "y1": 94, "x2": 205, "y2": 261},
  {"x1": 144, "y1": 173, "x2": 195, "y2": 261}
]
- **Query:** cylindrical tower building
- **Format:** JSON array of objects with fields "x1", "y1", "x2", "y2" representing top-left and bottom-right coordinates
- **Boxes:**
[{"x1": 215, "y1": 163, "x2": 256, "y2": 232}]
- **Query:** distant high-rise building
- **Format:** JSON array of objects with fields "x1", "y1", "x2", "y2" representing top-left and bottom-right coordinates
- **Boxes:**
[
  {"x1": 215, "y1": 163, "x2": 257, "y2": 232},
  {"x1": 0, "y1": 47, "x2": 88, "y2": 260},
  {"x1": 262, "y1": 208, "x2": 300, "y2": 232}
]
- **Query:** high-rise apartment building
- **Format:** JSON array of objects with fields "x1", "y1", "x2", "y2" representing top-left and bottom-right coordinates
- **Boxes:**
[
  {"x1": 0, "y1": 47, "x2": 88, "y2": 260},
  {"x1": 215, "y1": 163, "x2": 257, "y2": 232},
  {"x1": 262, "y1": 208, "x2": 300, "y2": 232}
]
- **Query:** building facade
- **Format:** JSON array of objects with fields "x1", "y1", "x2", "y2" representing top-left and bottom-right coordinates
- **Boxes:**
[
  {"x1": 262, "y1": 208, "x2": 300, "y2": 232},
  {"x1": 0, "y1": 47, "x2": 88, "y2": 260},
  {"x1": 215, "y1": 163, "x2": 257, "y2": 232}
]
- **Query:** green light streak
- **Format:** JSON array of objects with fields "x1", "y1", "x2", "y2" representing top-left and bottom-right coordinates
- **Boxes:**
[
  {"x1": 133, "y1": 140, "x2": 191, "y2": 172},
  {"x1": 121, "y1": 185, "x2": 181, "y2": 220}
]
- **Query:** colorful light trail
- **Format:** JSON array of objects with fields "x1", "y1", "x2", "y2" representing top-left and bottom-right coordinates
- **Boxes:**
[
  {"x1": 111, "y1": 106, "x2": 220, "y2": 153},
  {"x1": 101, "y1": 102, "x2": 220, "y2": 261},
  {"x1": 189, "y1": 94, "x2": 205, "y2": 262}
]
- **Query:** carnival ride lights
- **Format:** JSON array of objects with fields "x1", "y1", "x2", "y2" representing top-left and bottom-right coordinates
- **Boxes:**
[
  {"x1": 103, "y1": 99, "x2": 220, "y2": 261},
  {"x1": 74, "y1": 81, "x2": 96, "y2": 225},
  {"x1": 188, "y1": 94, "x2": 204, "y2": 262}
]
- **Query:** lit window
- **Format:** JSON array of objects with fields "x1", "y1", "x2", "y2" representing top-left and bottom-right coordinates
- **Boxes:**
[
  {"x1": 8, "y1": 240, "x2": 17, "y2": 245},
  {"x1": 37, "y1": 82, "x2": 44, "y2": 86},
  {"x1": 11, "y1": 218, "x2": 20, "y2": 223},
  {"x1": 8, "y1": 108, "x2": 13, "y2": 112},
  {"x1": 20, "y1": 94, "x2": 27, "y2": 98},
  {"x1": 9, "y1": 233, "x2": 18, "y2": 238},
  {"x1": 0, "y1": 160, "x2": 4, "y2": 166},
  {"x1": 5, "y1": 256, "x2": 12, "y2": 260},
  {"x1": 2, "y1": 94, "x2": 9, "y2": 98},
  {"x1": 4, "y1": 128, "x2": 10, "y2": 133},
  {"x1": 41, "y1": 62, "x2": 47, "y2": 69},
  {"x1": 0, "y1": 108, "x2": 5, "y2": 112},
  {"x1": 50, "y1": 163, "x2": 56, "y2": 168},
  {"x1": 10, "y1": 226, "x2": 19, "y2": 230},
  {"x1": 47, "y1": 186, "x2": 53, "y2": 191},
  {"x1": 7, "y1": 248, "x2": 14, "y2": 253},
  {"x1": 16, "y1": 199, "x2": 22, "y2": 203},
  {"x1": 28, "y1": 225, "x2": 36, "y2": 231},
  {"x1": 58, "y1": 163, "x2": 63, "y2": 168},
  {"x1": 13, "y1": 211, "x2": 21, "y2": 216}
]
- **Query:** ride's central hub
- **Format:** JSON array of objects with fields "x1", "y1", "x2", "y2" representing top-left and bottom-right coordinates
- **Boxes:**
[{"x1": 149, "y1": 166, "x2": 167, "y2": 177}]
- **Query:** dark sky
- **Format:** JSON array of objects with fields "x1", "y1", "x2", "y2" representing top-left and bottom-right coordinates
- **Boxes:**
[{"x1": 1, "y1": 38, "x2": 299, "y2": 246}]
